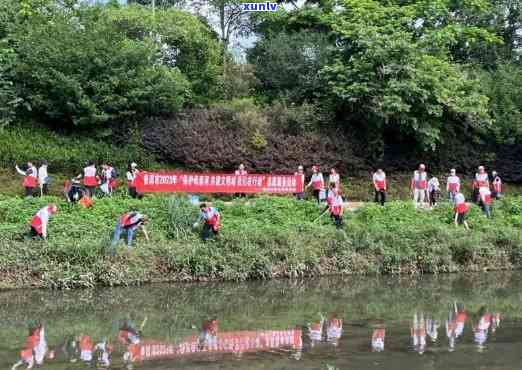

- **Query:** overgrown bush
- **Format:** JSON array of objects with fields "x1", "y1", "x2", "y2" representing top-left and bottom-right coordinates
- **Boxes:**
[
  {"x1": 142, "y1": 108, "x2": 365, "y2": 173},
  {"x1": 0, "y1": 124, "x2": 157, "y2": 172}
]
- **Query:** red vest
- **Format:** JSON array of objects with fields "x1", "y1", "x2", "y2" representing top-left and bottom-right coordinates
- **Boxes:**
[
  {"x1": 493, "y1": 177, "x2": 502, "y2": 193},
  {"x1": 455, "y1": 203, "x2": 468, "y2": 214},
  {"x1": 23, "y1": 175, "x2": 37, "y2": 188}
]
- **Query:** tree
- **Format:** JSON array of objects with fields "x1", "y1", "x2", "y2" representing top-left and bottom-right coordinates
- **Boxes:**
[
  {"x1": 0, "y1": 46, "x2": 20, "y2": 128},
  {"x1": 13, "y1": 5, "x2": 191, "y2": 128},
  {"x1": 248, "y1": 31, "x2": 333, "y2": 102},
  {"x1": 321, "y1": 0, "x2": 494, "y2": 149}
]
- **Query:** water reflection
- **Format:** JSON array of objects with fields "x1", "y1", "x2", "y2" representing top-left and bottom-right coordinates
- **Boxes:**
[
  {"x1": 2, "y1": 273, "x2": 521, "y2": 370},
  {"x1": 9, "y1": 303, "x2": 507, "y2": 369}
]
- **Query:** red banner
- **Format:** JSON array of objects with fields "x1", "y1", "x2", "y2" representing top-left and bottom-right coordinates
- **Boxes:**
[
  {"x1": 133, "y1": 329, "x2": 303, "y2": 362},
  {"x1": 135, "y1": 172, "x2": 304, "y2": 194}
]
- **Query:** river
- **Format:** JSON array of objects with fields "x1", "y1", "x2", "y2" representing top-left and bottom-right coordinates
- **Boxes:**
[{"x1": 1, "y1": 272, "x2": 521, "y2": 369}]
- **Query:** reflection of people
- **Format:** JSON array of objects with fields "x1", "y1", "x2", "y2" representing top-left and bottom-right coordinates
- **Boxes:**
[
  {"x1": 446, "y1": 307, "x2": 457, "y2": 351},
  {"x1": 411, "y1": 312, "x2": 427, "y2": 354},
  {"x1": 371, "y1": 329, "x2": 385, "y2": 352},
  {"x1": 491, "y1": 313, "x2": 501, "y2": 334},
  {"x1": 12, "y1": 325, "x2": 40, "y2": 370},
  {"x1": 426, "y1": 317, "x2": 440, "y2": 342},
  {"x1": 119, "y1": 323, "x2": 141, "y2": 365},
  {"x1": 326, "y1": 316, "x2": 343, "y2": 346},
  {"x1": 307, "y1": 316, "x2": 324, "y2": 347},
  {"x1": 94, "y1": 340, "x2": 112, "y2": 367},
  {"x1": 455, "y1": 304, "x2": 467, "y2": 338},
  {"x1": 198, "y1": 318, "x2": 219, "y2": 350},
  {"x1": 473, "y1": 309, "x2": 492, "y2": 348}
]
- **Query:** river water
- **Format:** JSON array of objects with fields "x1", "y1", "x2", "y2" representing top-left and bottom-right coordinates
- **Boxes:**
[{"x1": 1, "y1": 273, "x2": 521, "y2": 370}]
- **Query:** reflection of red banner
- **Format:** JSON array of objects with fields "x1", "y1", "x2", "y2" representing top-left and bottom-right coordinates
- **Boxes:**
[
  {"x1": 134, "y1": 329, "x2": 302, "y2": 362},
  {"x1": 135, "y1": 172, "x2": 304, "y2": 194}
]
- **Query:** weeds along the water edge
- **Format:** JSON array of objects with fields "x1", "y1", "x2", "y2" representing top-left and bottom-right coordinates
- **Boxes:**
[{"x1": 0, "y1": 194, "x2": 521, "y2": 288}]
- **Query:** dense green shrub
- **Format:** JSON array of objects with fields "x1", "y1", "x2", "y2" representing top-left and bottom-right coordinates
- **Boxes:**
[{"x1": 0, "y1": 124, "x2": 157, "y2": 172}]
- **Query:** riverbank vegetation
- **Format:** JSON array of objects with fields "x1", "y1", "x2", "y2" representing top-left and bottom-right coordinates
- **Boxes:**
[{"x1": 0, "y1": 194, "x2": 520, "y2": 289}]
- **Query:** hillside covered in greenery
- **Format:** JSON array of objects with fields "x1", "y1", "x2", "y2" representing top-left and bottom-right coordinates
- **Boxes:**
[{"x1": 0, "y1": 0, "x2": 520, "y2": 179}]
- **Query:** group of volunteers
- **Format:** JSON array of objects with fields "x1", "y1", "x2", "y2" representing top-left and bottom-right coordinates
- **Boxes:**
[
  {"x1": 295, "y1": 163, "x2": 504, "y2": 230},
  {"x1": 15, "y1": 161, "x2": 142, "y2": 200},
  {"x1": 19, "y1": 160, "x2": 505, "y2": 245}
]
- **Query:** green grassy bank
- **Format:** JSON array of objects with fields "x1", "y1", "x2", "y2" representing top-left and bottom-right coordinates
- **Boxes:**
[{"x1": 0, "y1": 194, "x2": 521, "y2": 289}]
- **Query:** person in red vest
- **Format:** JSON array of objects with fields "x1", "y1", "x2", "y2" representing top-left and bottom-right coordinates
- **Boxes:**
[
  {"x1": 12, "y1": 325, "x2": 41, "y2": 370},
  {"x1": 306, "y1": 166, "x2": 325, "y2": 204},
  {"x1": 294, "y1": 165, "x2": 305, "y2": 200},
  {"x1": 491, "y1": 171, "x2": 502, "y2": 199},
  {"x1": 29, "y1": 204, "x2": 58, "y2": 240},
  {"x1": 78, "y1": 335, "x2": 94, "y2": 364},
  {"x1": 111, "y1": 211, "x2": 149, "y2": 249},
  {"x1": 118, "y1": 323, "x2": 141, "y2": 365},
  {"x1": 328, "y1": 168, "x2": 340, "y2": 189},
  {"x1": 126, "y1": 162, "x2": 141, "y2": 199},
  {"x1": 100, "y1": 164, "x2": 113, "y2": 197},
  {"x1": 371, "y1": 328, "x2": 385, "y2": 352},
  {"x1": 479, "y1": 186, "x2": 492, "y2": 218},
  {"x1": 79, "y1": 161, "x2": 98, "y2": 198},
  {"x1": 328, "y1": 187, "x2": 344, "y2": 229},
  {"x1": 372, "y1": 168, "x2": 386, "y2": 206},
  {"x1": 195, "y1": 204, "x2": 221, "y2": 241},
  {"x1": 234, "y1": 163, "x2": 248, "y2": 198},
  {"x1": 326, "y1": 315, "x2": 343, "y2": 346},
  {"x1": 15, "y1": 162, "x2": 38, "y2": 198},
  {"x1": 307, "y1": 316, "x2": 324, "y2": 348},
  {"x1": 453, "y1": 192, "x2": 469, "y2": 230},
  {"x1": 411, "y1": 164, "x2": 428, "y2": 208},
  {"x1": 446, "y1": 168, "x2": 460, "y2": 204},
  {"x1": 472, "y1": 166, "x2": 489, "y2": 203}
]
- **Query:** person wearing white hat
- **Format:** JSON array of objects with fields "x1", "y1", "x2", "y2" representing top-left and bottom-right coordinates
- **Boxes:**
[
  {"x1": 411, "y1": 164, "x2": 428, "y2": 208},
  {"x1": 126, "y1": 163, "x2": 140, "y2": 198}
]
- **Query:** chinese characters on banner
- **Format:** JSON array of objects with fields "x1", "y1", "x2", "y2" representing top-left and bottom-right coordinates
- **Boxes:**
[
  {"x1": 136, "y1": 329, "x2": 303, "y2": 361},
  {"x1": 135, "y1": 172, "x2": 304, "y2": 194}
]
